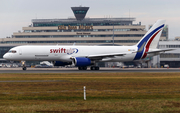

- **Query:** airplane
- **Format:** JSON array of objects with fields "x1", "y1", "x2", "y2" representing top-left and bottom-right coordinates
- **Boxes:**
[{"x1": 3, "y1": 20, "x2": 173, "y2": 70}]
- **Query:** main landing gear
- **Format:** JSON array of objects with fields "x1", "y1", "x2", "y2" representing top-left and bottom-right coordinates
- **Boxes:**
[
  {"x1": 21, "y1": 61, "x2": 26, "y2": 71},
  {"x1": 78, "y1": 66, "x2": 100, "y2": 70},
  {"x1": 90, "y1": 66, "x2": 99, "y2": 70},
  {"x1": 78, "y1": 66, "x2": 87, "y2": 70}
]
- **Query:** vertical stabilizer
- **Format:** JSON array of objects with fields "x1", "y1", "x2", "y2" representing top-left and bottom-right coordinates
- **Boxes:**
[{"x1": 134, "y1": 20, "x2": 165, "y2": 60}]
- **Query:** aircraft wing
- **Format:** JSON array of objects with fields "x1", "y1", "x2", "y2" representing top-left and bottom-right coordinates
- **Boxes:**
[
  {"x1": 147, "y1": 49, "x2": 174, "y2": 54},
  {"x1": 86, "y1": 52, "x2": 132, "y2": 60}
]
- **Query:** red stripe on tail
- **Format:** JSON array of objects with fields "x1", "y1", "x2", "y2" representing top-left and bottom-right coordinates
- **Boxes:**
[{"x1": 142, "y1": 30, "x2": 162, "y2": 59}]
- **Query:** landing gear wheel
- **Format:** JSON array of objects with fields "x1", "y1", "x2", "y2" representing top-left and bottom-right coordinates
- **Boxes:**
[
  {"x1": 90, "y1": 66, "x2": 95, "y2": 70},
  {"x1": 95, "y1": 66, "x2": 99, "y2": 70},
  {"x1": 22, "y1": 67, "x2": 26, "y2": 71},
  {"x1": 91, "y1": 66, "x2": 99, "y2": 70},
  {"x1": 78, "y1": 66, "x2": 87, "y2": 70}
]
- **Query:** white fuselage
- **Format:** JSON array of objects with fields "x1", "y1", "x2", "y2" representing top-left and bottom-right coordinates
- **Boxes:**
[{"x1": 3, "y1": 45, "x2": 154, "y2": 62}]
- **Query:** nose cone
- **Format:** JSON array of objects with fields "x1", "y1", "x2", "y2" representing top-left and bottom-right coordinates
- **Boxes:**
[{"x1": 3, "y1": 53, "x2": 9, "y2": 60}]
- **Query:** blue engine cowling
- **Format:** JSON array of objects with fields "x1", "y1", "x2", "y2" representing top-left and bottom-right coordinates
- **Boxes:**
[
  {"x1": 73, "y1": 57, "x2": 92, "y2": 67},
  {"x1": 53, "y1": 61, "x2": 71, "y2": 66}
]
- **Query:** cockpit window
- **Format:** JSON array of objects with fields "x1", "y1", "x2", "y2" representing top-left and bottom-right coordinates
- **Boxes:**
[{"x1": 8, "y1": 50, "x2": 17, "y2": 53}]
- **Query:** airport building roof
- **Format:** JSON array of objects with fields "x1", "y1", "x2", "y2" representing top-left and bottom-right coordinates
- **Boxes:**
[
  {"x1": 32, "y1": 18, "x2": 136, "y2": 23},
  {"x1": 32, "y1": 18, "x2": 136, "y2": 27}
]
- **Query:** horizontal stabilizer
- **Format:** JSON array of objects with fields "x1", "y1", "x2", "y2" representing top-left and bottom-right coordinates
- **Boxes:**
[{"x1": 147, "y1": 49, "x2": 174, "y2": 54}]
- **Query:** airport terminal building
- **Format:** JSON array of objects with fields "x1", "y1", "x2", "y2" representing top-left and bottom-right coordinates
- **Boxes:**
[
  {"x1": 0, "y1": 6, "x2": 170, "y2": 67},
  {"x1": 11, "y1": 17, "x2": 145, "y2": 45}
]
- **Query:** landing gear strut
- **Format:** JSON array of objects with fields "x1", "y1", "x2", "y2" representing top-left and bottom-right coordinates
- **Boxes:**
[
  {"x1": 90, "y1": 66, "x2": 99, "y2": 70},
  {"x1": 21, "y1": 61, "x2": 26, "y2": 71}
]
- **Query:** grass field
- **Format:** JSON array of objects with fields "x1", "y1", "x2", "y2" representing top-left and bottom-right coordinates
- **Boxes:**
[{"x1": 1, "y1": 72, "x2": 180, "y2": 113}]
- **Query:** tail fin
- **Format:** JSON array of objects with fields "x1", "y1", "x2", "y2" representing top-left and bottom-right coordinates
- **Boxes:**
[{"x1": 134, "y1": 20, "x2": 165, "y2": 60}]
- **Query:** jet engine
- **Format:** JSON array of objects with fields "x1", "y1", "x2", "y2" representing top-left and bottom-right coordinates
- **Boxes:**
[{"x1": 72, "y1": 57, "x2": 93, "y2": 67}]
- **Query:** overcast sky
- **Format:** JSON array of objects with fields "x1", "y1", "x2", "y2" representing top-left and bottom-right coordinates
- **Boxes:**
[{"x1": 0, "y1": 0, "x2": 180, "y2": 39}]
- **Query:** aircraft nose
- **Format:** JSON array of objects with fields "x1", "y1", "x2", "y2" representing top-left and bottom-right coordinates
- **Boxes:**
[{"x1": 3, "y1": 53, "x2": 9, "y2": 60}]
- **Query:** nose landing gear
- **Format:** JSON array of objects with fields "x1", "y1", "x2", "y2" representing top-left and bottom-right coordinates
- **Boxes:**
[
  {"x1": 22, "y1": 66, "x2": 26, "y2": 70},
  {"x1": 21, "y1": 61, "x2": 26, "y2": 71}
]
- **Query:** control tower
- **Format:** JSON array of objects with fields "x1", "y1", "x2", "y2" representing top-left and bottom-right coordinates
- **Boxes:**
[{"x1": 71, "y1": 6, "x2": 89, "y2": 21}]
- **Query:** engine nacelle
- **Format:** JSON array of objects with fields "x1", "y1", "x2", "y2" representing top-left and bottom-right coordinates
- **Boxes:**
[
  {"x1": 72, "y1": 57, "x2": 92, "y2": 67},
  {"x1": 53, "y1": 61, "x2": 71, "y2": 66}
]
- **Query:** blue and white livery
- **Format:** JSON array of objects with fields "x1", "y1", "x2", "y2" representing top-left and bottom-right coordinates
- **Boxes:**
[{"x1": 3, "y1": 20, "x2": 173, "y2": 70}]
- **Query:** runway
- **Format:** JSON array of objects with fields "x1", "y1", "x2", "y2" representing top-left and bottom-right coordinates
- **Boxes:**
[{"x1": 0, "y1": 67, "x2": 180, "y2": 73}]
